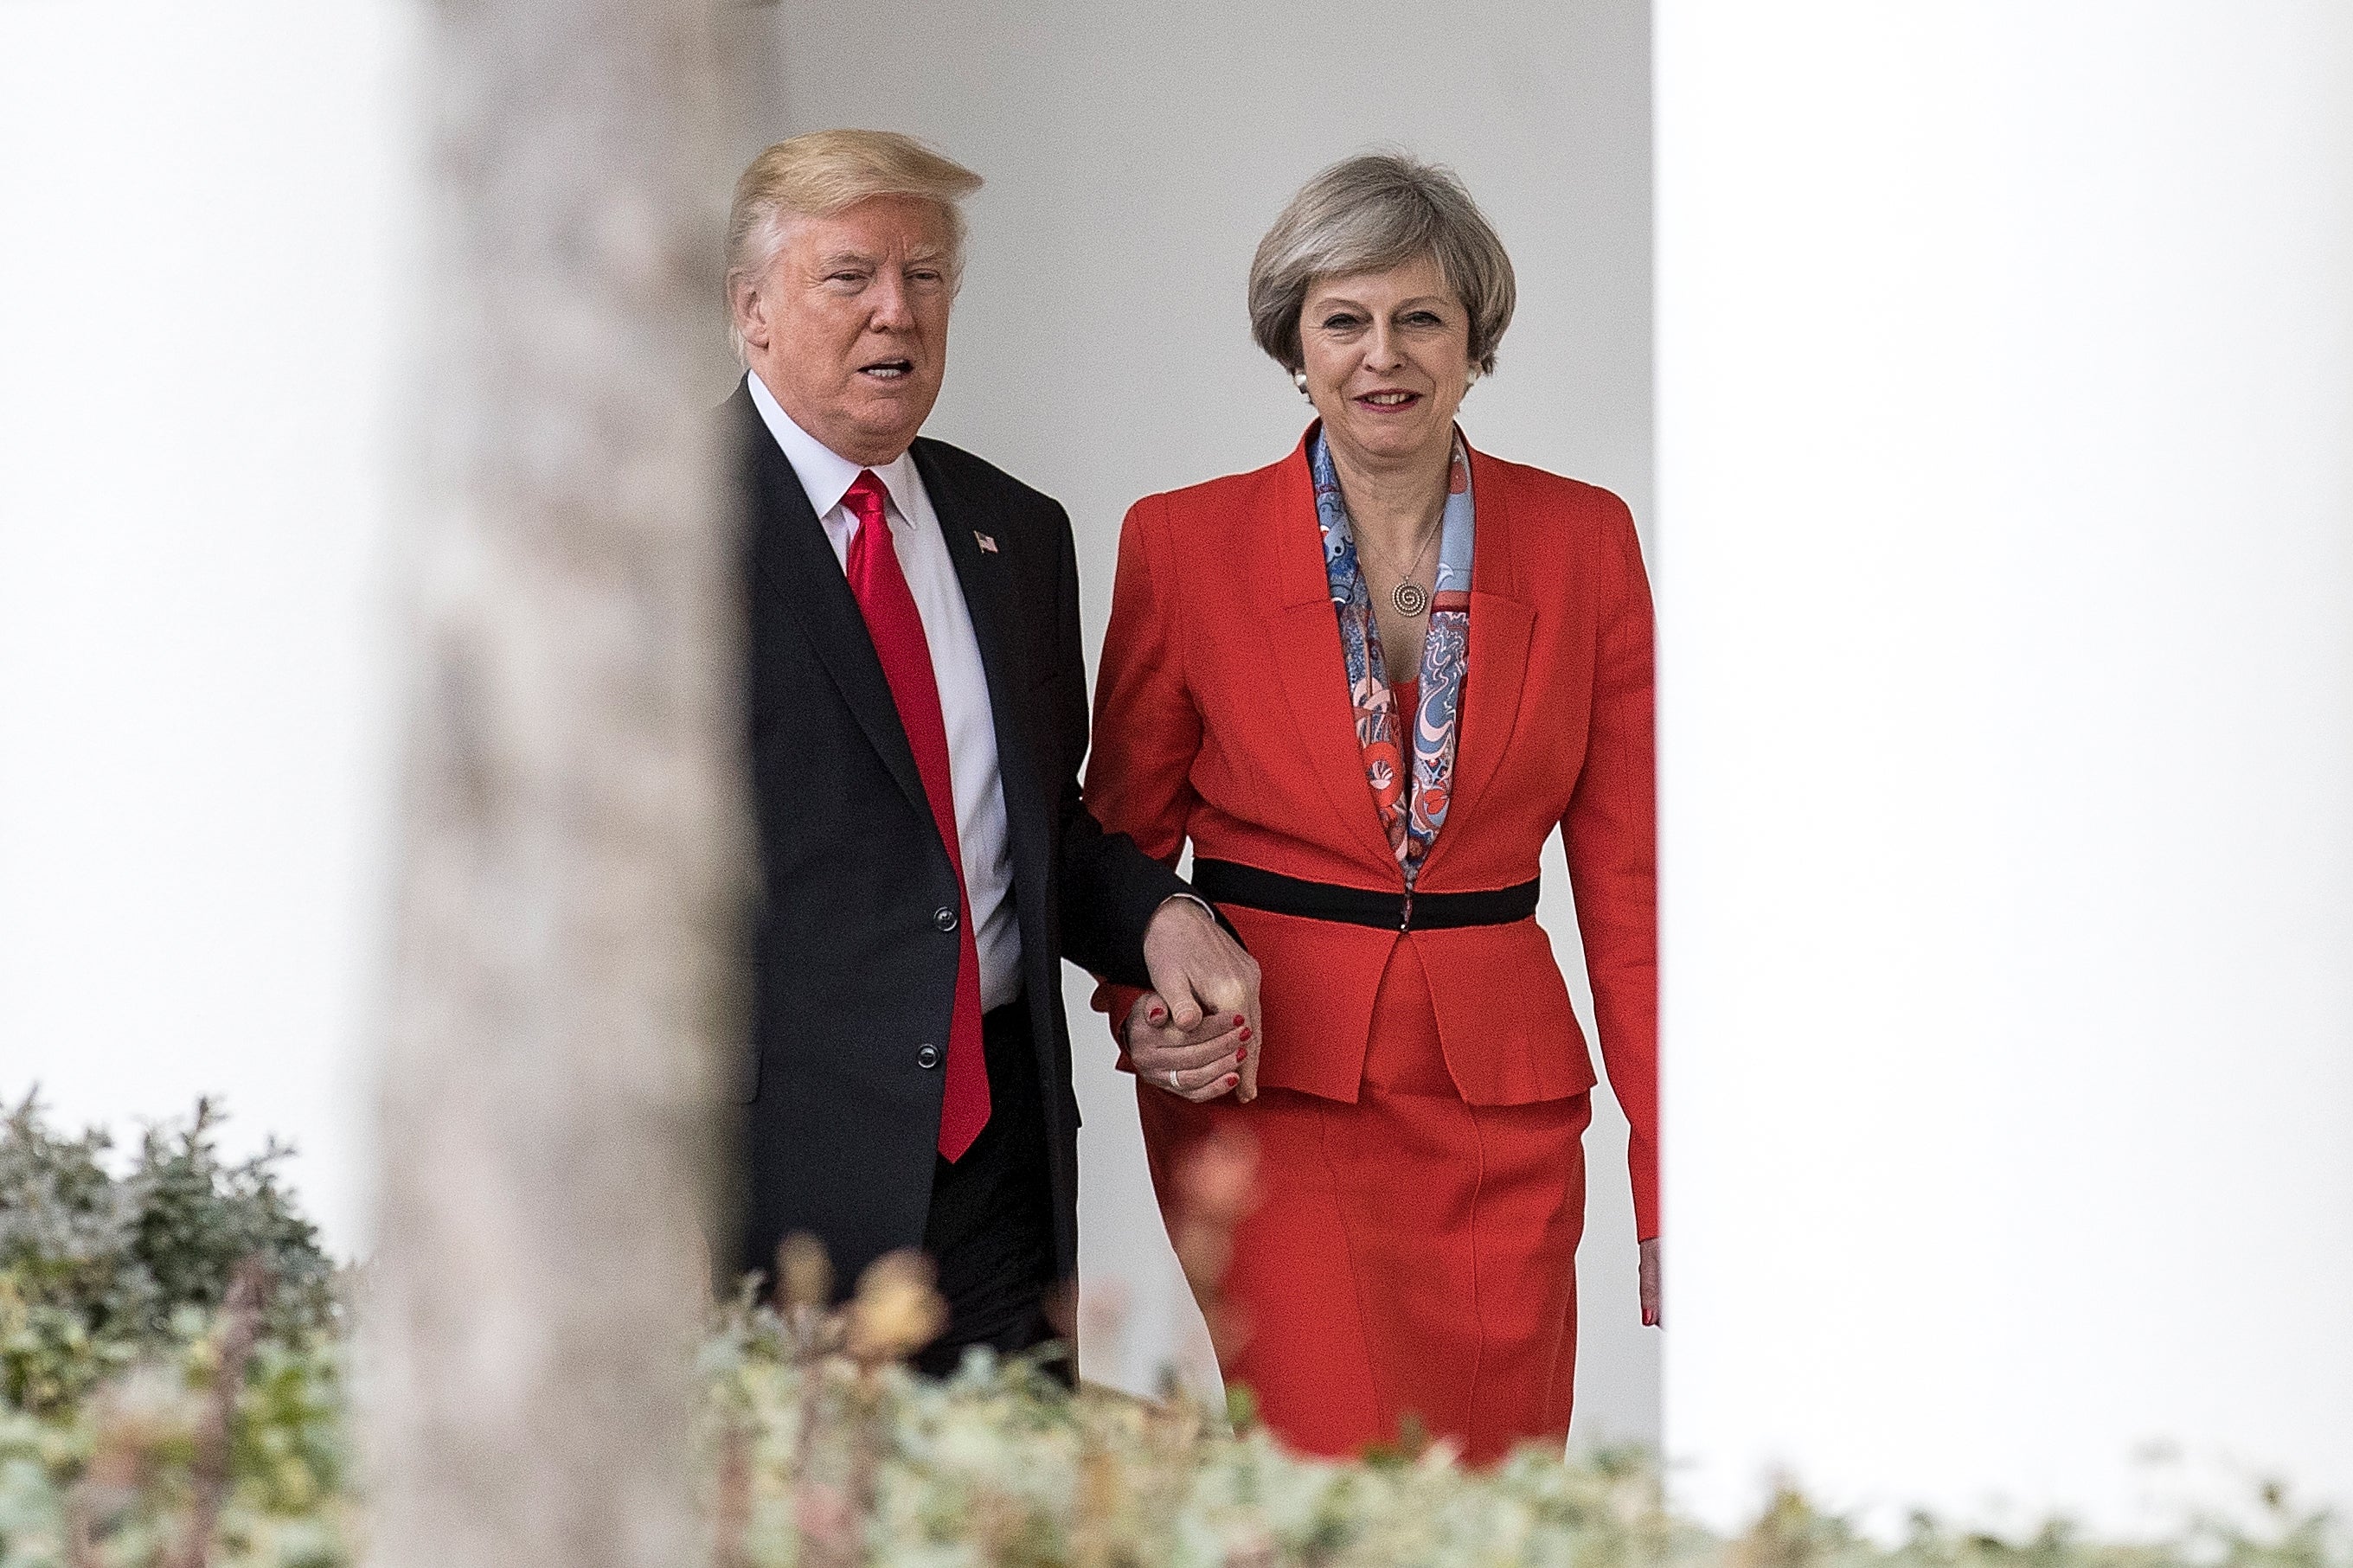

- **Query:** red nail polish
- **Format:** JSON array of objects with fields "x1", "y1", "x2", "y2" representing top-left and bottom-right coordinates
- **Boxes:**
[
  {"x1": 1238, "y1": 1026, "x2": 1252, "y2": 1041},
  {"x1": 1224, "y1": 1074, "x2": 1240, "y2": 1088},
  {"x1": 1235, "y1": 1048, "x2": 1248, "y2": 1064},
  {"x1": 1149, "y1": 1007, "x2": 1166, "y2": 1023},
  {"x1": 1233, "y1": 1014, "x2": 1247, "y2": 1027}
]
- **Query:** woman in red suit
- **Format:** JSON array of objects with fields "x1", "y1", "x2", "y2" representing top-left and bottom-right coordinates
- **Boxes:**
[{"x1": 1087, "y1": 153, "x2": 1659, "y2": 1465}]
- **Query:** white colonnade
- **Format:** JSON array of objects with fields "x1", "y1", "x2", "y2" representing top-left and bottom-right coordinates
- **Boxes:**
[{"x1": 1658, "y1": 1, "x2": 2353, "y2": 1527}]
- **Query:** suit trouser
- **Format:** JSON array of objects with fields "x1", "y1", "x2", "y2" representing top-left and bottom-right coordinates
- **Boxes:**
[{"x1": 912, "y1": 992, "x2": 1064, "y2": 1379}]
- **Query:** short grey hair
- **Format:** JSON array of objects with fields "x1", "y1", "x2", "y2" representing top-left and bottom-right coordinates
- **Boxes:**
[
  {"x1": 724, "y1": 130, "x2": 984, "y2": 364},
  {"x1": 1247, "y1": 152, "x2": 1516, "y2": 377}
]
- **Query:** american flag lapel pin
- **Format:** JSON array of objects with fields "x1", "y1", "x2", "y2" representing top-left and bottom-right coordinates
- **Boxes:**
[{"x1": 974, "y1": 531, "x2": 999, "y2": 554}]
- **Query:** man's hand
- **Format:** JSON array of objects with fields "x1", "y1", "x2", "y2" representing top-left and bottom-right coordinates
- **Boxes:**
[
  {"x1": 1638, "y1": 1237, "x2": 1662, "y2": 1328},
  {"x1": 1138, "y1": 897, "x2": 1262, "y2": 1100}
]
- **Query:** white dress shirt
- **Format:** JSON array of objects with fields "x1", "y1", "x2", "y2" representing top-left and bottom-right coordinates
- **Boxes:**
[{"x1": 748, "y1": 372, "x2": 1023, "y2": 1011}]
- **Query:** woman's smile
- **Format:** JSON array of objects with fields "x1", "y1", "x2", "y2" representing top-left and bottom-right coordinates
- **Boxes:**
[{"x1": 1296, "y1": 254, "x2": 1473, "y2": 476}]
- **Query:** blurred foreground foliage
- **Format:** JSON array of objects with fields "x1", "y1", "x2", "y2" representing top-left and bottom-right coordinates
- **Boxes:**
[
  {"x1": 1, "y1": 1098, "x2": 2343, "y2": 1568},
  {"x1": 0, "y1": 1097, "x2": 348, "y2": 1565},
  {"x1": 0, "y1": 1096, "x2": 337, "y2": 1418}
]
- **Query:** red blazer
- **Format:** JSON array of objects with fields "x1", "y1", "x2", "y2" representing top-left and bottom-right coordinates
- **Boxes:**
[{"x1": 1088, "y1": 428, "x2": 1659, "y2": 1238}]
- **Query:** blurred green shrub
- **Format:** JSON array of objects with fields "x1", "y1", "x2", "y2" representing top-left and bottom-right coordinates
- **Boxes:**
[
  {"x1": 0, "y1": 1096, "x2": 337, "y2": 1418},
  {"x1": 1, "y1": 1097, "x2": 350, "y2": 1565}
]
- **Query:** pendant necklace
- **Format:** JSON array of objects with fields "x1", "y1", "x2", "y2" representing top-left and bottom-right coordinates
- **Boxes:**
[{"x1": 1356, "y1": 522, "x2": 1440, "y2": 619}]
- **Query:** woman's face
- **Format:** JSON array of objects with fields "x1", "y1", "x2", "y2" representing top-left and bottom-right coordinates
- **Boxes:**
[{"x1": 1297, "y1": 253, "x2": 1472, "y2": 474}]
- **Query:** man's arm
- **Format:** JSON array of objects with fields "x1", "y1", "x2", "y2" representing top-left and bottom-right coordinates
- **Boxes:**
[
  {"x1": 1043, "y1": 496, "x2": 1185, "y2": 984},
  {"x1": 1039, "y1": 502, "x2": 1259, "y2": 1054}
]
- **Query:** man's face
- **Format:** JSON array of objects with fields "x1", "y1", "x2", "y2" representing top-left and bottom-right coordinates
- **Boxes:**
[{"x1": 736, "y1": 194, "x2": 954, "y2": 466}]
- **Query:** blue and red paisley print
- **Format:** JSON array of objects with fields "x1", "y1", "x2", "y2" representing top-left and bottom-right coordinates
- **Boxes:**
[{"x1": 1310, "y1": 427, "x2": 1475, "y2": 886}]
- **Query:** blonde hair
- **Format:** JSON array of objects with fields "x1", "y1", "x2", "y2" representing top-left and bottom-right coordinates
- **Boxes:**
[
  {"x1": 1247, "y1": 152, "x2": 1516, "y2": 377},
  {"x1": 724, "y1": 130, "x2": 984, "y2": 362}
]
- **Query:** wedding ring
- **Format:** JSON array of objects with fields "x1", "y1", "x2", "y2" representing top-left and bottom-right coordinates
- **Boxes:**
[{"x1": 1167, "y1": 1069, "x2": 1182, "y2": 1091}]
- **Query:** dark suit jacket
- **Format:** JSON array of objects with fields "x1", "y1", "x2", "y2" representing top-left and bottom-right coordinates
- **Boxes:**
[{"x1": 728, "y1": 381, "x2": 1188, "y2": 1295}]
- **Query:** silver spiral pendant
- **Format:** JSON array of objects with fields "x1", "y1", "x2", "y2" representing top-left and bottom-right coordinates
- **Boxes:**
[{"x1": 1391, "y1": 579, "x2": 1430, "y2": 618}]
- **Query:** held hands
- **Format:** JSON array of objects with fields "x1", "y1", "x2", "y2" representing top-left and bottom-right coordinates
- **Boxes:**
[
  {"x1": 1125, "y1": 991, "x2": 1253, "y2": 1103},
  {"x1": 1133, "y1": 898, "x2": 1262, "y2": 1103}
]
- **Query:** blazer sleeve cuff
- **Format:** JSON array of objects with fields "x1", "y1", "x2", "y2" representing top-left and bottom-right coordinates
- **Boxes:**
[
  {"x1": 1631, "y1": 1133, "x2": 1661, "y2": 1242},
  {"x1": 1090, "y1": 979, "x2": 1150, "y2": 1065}
]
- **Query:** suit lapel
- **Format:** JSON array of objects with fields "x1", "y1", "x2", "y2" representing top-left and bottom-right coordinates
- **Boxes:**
[
  {"x1": 1260, "y1": 440, "x2": 1408, "y2": 878},
  {"x1": 737, "y1": 387, "x2": 932, "y2": 829},
  {"x1": 911, "y1": 442, "x2": 1052, "y2": 922},
  {"x1": 1425, "y1": 445, "x2": 1532, "y2": 872}
]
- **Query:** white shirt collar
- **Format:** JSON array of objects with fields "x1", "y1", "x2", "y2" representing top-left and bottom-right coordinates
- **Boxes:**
[{"x1": 746, "y1": 370, "x2": 920, "y2": 527}]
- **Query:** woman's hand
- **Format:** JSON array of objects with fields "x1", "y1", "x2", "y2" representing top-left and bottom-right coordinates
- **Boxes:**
[
  {"x1": 1125, "y1": 990, "x2": 1254, "y2": 1103},
  {"x1": 1638, "y1": 1238, "x2": 1662, "y2": 1327}
]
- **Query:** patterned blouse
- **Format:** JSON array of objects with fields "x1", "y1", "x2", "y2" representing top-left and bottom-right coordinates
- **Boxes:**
[{"x1": 1308, "y1": 426, "x2": 1476, "y2": 887}]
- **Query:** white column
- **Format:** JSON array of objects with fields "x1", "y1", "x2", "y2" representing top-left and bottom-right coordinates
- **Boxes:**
[{"x1": 1657, "y1": 2, "x2": 2353, "y2": 1526}]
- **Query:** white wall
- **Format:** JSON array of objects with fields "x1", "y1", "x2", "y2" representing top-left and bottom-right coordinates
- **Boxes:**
[
  {"x1": 761, "y1": 0, "x2": 1662, "y2": 1437},
  {"x1": 1657, "y1": 0, "x2": 2353, "y2": 1527},
  {"x1": 0, "y1": 0, "x2": 416, "y2": 1253}
]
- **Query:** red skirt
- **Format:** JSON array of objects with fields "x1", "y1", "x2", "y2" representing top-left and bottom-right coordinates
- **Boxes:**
[{"x1": 1137, "y1": 935, "x2": 1592, "y2": 1466}]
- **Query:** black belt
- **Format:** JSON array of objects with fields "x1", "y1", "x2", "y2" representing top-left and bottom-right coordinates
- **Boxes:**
[{"x1": 1191, "y1": 858, "x2": 1539, "y2": 933}]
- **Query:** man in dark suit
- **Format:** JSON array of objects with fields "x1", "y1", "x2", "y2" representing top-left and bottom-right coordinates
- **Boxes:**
[{"x1": 722, "y1": 130, "x2": 1262, "y2": 1372}]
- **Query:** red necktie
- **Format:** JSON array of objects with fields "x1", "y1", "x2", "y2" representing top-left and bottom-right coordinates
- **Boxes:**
[{"x1": 841, "y1": 470, "x2": 991, "y2": 1162}]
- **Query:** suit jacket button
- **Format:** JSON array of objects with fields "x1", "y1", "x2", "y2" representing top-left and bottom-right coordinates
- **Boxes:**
[
  {"x1": 933, "y1": 906, "x2": 959, "y2": 932},
  {"x1": 916, "y1": 1044, "x2": 940, "y2": 1069}
]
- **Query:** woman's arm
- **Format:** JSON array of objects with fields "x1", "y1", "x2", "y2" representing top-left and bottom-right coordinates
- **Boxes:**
[{"x1": 1559, "y1": 491, "x2": 1661, "y2": 1258}]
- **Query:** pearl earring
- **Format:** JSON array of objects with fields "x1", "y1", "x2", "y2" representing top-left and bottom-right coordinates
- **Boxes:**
[{"x1": 1293, "y1": 368, "x2": 1310, "y2": 398}]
